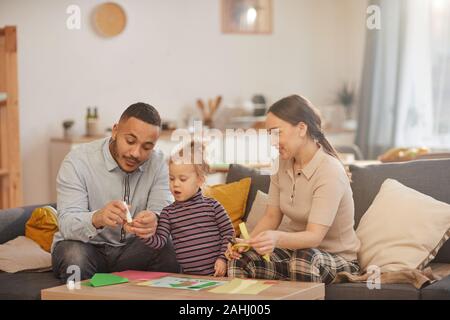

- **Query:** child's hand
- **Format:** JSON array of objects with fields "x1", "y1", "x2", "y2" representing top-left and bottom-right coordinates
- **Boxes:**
[
  {"x1": 131, "y1": 210, "x2": 158, "y2": 239},
  {"x1": 123, "y1": 222, "x2": 135, "y2": 234},
  {"x1": 224, "y1": 238, "x2": 248, "y2": 260},
  {"x1": 214, "y1": 258, "x2": 227, "y2": 277}
]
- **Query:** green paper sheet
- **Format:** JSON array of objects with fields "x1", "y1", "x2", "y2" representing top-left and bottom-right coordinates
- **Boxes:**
[{"x1": 87, "y1": 273, "x2": 129, "y2": 287}]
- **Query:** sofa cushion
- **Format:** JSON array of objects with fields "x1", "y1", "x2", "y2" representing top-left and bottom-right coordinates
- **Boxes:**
[
  {"x1": 350, "y1": 159, "x2": 450, "y2": 264},
  {"x1": 226, "y1": 164, "x2": 270, "y2": 220},
  {"x1": 25, "y1": 206, "x2": 58, "y2": 252},
  {"x1": 203, "y1": 177, "x2": 251, "y2": 236},
  {"x1": 0, "y1": 236, "x2": 52, "y2": 273},
  {"x1": 0, "y1": 204, "x2": 56, "y2": 245},
  {"x1": 421, "y1": 275, "x2": 450, "y2": 300},
  {"x1": 0, "y1": 207, "x2": 27, "y2": 245},
  {"x1": 325, "y1": 282, "x2": 421, "y2": 300},
  {"x1": 0, "y1": 271, "x2": 61, "y2": 300},
  {"x1": 356, "y1": 179, "x2": 450, "y2": 272}
]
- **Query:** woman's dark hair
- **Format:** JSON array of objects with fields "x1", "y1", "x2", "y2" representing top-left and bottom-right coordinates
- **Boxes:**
[
  {"x1": 120, "y1": 102, "x2": 161, "y2": 127},
  {"x1": 267, "y1": 95, "x2": 340, "y2": 160}
]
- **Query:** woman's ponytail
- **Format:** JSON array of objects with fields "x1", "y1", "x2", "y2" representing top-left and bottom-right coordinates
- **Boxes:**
[{"x1": 311, "y1": 128, "x2": 339, "y2": 159}]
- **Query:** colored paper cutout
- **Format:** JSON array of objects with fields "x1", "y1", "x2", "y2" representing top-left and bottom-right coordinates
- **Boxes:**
[
  {"x1": 137, "y1": 276, "x2": 226, "y2": 291},
  {"x1": 209, "y1": 278, "x2": 273, "y2": 295},
  {"x1": 238, "y1": 222, "x2": 271, "y2": 262},
  {"x1": 112, "y1": 270, "x2": 169, "y2": 281},
  {"x1": 87, "y1": 273, "x2": 128, "y2": 287}
]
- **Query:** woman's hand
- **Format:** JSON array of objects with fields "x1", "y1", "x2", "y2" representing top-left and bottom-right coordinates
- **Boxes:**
[
  {"x1": 249, "y1": 230, "x2": 281, "y2": 255},
  {"x1": 214, "y1": 258, "x2": 227, "y2": 277}
]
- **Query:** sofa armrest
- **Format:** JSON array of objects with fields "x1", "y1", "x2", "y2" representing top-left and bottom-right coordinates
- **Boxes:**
[
  {"x1": 421, "y1": 274, "x2": 450, "y2": 300},
  {"x1": 0, "y1": 203, "x2": 56, "y2": 244}
]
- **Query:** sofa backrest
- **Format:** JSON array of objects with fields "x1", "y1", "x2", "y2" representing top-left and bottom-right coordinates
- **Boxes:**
[
  {"x1": 349, "y1": 159, "x2": 450, "y2": 228},
  {"x1": 226, "y1": 164, "x2": 270, "y2": 220},
  {"x1": 0, "y1": 204, "x2": 55, "y2": 244},
  {"x1": 227, "y1": 159, "x2": 450, "y2": 264},
  {"x1": 350, "y1": 159, "x2": 450, "y2": 263}
]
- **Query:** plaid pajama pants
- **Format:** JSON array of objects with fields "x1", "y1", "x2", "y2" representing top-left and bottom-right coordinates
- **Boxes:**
[{"x1": 228, "y1": 248, "x2": 360, "y2": 285}]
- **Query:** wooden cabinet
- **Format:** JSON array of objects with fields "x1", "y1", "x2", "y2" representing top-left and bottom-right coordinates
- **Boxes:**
[
  {"x1": 49, "y1": 136, "x2": 106, "y2": 203},
  {"x1": 0, "y1": 26, "x2": 22, "y2": 209}
]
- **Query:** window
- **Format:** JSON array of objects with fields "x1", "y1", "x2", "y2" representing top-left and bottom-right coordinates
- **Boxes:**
[{"x1": 430, "y1": 0, "x2": 450, "y2": 147}]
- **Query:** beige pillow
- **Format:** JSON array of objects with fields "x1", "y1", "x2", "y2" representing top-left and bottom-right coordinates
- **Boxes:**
[
  {"x1": 356, "y1": 179, "x2": 450, "y2": 273},
  {"x1": 246, "y1": 190, "x2": 294, "y2": 233},
  {"x1": 0, "y1": 236, "x2": 52, "y2": 273}
]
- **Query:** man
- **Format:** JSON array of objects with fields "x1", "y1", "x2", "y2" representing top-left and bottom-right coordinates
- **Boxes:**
[{"x1": 52, "y1": 102, "x2": 179, "y2": 282}]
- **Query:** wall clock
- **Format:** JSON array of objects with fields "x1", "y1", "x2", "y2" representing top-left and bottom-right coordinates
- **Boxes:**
[{"x1": 93, "y1": 2, "x2": 127, "y2": 37}]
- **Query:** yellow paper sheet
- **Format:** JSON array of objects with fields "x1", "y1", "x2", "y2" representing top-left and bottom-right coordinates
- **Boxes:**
[
  {"x1": 209, "y1": 279, "x2": 273, "y2": 295},
  {"x1": 238, "y1": 222, "x2": 271, "y2": 262}
]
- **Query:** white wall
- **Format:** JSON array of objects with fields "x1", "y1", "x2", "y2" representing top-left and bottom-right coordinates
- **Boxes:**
[{"x1": 0, "y1": 0, "x2": 367, "y2": 205}]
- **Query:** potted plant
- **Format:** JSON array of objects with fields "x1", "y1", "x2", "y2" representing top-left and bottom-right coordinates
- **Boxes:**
[
  {"x1": 336, "y1": 83, "x2": 355, "y2": 120},
  {"x1": 62, "y1": 120, "x2": 75, "y2": 139},
  {"x1": 336, "y1": 83, "x2": 357, "y2": 130}
]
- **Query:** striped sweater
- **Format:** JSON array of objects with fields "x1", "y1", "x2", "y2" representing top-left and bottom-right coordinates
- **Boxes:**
[{"x1": 143, "y1": 189, "x2": 235, "y2": 276}]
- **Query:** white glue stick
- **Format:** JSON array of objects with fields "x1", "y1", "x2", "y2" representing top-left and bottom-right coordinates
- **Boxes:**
[{"x1": 123, "y1": 201, "x2": 133, "y2": 223}]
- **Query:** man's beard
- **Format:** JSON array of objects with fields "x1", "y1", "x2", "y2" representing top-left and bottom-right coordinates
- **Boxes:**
[
  {"x1": 109, "y1": 138, "x2": 140, "y2": 172},
  {"x1": 109, "y1": 138, "x2": 119, "y2": 160}
]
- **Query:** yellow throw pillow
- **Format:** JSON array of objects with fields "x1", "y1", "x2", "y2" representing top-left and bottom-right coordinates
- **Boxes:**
[
  {"x1": 203, "y1": 177, "x2": 251, "y2": 237},
  {"x1": 25, "y1": 206, "x2": 58, "y2": 253}
]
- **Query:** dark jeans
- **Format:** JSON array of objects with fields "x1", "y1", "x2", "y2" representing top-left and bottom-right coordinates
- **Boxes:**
[{"x1": 52, "y1": 237, "x2": 180, "y2": 283}]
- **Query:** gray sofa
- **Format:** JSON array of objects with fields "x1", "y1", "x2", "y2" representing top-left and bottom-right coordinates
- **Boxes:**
[
  {"x1": 0, "y1": 204, "x2": 61, "y2": 299},
  {"x1": 226, "y1": 158, "x2": 450, "y2": 300},
  {"x1": 1, "y1": 159, "x2": 450, "y2": 299}
]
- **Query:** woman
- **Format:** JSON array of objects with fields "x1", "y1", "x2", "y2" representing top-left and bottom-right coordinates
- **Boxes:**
[{"x1": 226, "y1": 95, "x2": 361, "y2": 284}]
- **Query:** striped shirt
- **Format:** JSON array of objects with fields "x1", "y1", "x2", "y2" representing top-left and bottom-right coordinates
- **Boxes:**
[{"x1": 143, "y1": 189, "x2": 235, "y2": 275}]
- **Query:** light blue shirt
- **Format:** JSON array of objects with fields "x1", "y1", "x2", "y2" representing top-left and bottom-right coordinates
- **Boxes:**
[{"x1": 52, "y1": 137, "x2": 173, "y2": 251}]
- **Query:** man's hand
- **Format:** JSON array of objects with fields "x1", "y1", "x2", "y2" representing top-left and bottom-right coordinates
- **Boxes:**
[
  {"x1": 92, "y1": 200, "x2": 128, "y2": 229},
  {"x1": 214, "y1": 258, "x2": 227, "y2": 277},
  {"x1": 124, "y1": 210, "x2": 158, "y2": 239}
]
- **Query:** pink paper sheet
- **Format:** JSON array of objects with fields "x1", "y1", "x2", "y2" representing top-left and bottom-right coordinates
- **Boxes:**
[{"x1": 112, "y1": 270, "x2": 169, "y2": 281}]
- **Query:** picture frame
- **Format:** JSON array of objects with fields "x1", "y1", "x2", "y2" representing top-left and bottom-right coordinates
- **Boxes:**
[{"x1": 221, "y1": 0, "x2": 273, "y2": 34}]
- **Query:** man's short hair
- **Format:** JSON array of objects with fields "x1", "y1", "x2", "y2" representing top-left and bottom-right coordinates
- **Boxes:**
[{"x1": 119, "y1": 102, "x2": 161, "y2": 127}]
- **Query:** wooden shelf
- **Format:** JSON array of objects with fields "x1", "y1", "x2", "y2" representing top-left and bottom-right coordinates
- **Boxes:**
[
  {"x1": 50, "y1": 135, "x2": 107, "y2": 144},
  {"x1": 0, "y1": 92, "x2": 6, "y2": 107},
  {"x1": 51, "y1": 130, "x2": 177, "y2": 143},
  {"x1": 210, "y1": 162, "x2": 272, "y2": 173},
  {"x1": 0, "y1": 26, "x2": 22, "y2": 208},
  {"x1": 324, "y1": 127, "x2": 355, "y2": 134}
]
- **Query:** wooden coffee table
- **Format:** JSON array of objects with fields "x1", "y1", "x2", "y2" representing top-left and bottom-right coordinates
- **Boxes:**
[{"x1": 41, "y1": 273, "x2": 324, "y2": 300}]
